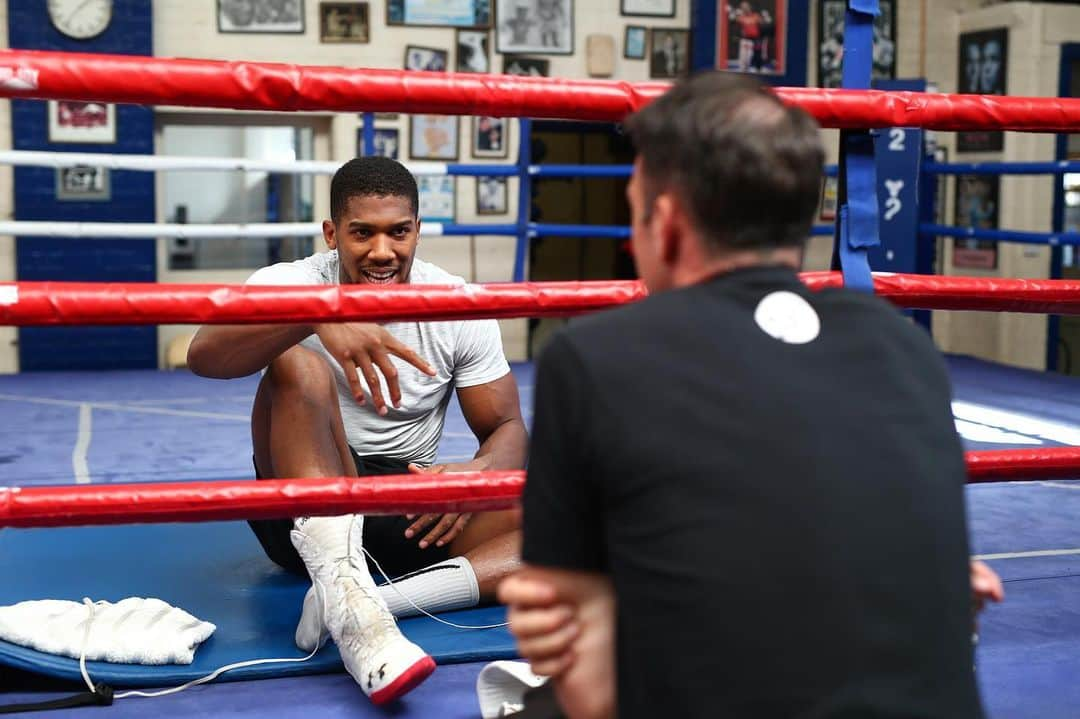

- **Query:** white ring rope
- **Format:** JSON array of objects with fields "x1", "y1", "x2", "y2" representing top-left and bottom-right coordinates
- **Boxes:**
[
  {"x1": 0, "y1": 221, "x2": 452, "y2": 239},
  {"x1": 0, "y1": 150, "x2": 451, "y2": 177}
]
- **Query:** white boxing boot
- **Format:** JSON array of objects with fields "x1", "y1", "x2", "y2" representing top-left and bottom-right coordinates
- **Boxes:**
[{"x1": 291, "y1": 514, "x2": 435, "y2": 705}]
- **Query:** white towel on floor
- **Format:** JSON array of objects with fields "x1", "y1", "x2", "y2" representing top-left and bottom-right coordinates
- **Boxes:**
[
  {"x1": 477, "y1": 660, "x2": 548, "y2": 718},
  {"x1": 0, "y1": 597, "x2": 215, "y2": 665}
]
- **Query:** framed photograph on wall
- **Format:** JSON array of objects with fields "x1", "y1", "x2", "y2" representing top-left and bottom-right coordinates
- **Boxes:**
[
  {"x1": 718, "y1": 1, "x2": 786, "y2": 75},
  {"x1": 405, "y1": 45, "x2": 449, "y2": 71},
  {"x1": 817, "y1": 0, "x2": 896, "y2": 88},
  {"x1": 649, "y1": 28, "x2": 689, "y2": 79},
  {"x1": 624, "y1": 25, "x2": 647, "y2": 60},
  {"x1": 620, "y1": 0, "x2": 675, "y2": 18},
  {"x1": 387, "y1": 0, "x2": 491, "y2": 28},
  {"x1": 320, "y1": 2, "x2": 369, "y2": 42},
  {"x1": 953, "y1": 174, "x2": 999, "y2": 270},
  {"x1": 477, "y1": 176, "x2": 508, "y2": 215},
  {"x1": 218, "y1": 0, "x2": 305, "y2": 33},
  {"x1": 410, "y1": 115, "x2": 459, "y2": 160},
  {"x1": 472, "y1": 116, "x2": 508, "y2": 158},
  {"x1": 496, "y1": 0, "x2": 574, "y2": 55},
  {"x1": 56, "y1": 166, "x2": 110, "y2": 201},
  {"x1": 357, "y1": 127, "x2": 400, "y2": 158},
  {"x1": 957, "y1": 27, "x2": 1007, "y2": 153},
  {"x1": 503, "y1": 55, "x2": 550, "y2": 76},
  {"x1": 456, "y1": 29, "x2": 491, "y2": 72},
  {"x1": 48, "y1": 101, "x2": 115, "y2": 144},
  {"x1": 418, "y1": 176, "x2": 456, "y2": 223},
  {"x1": 819, "y1": 175, "x2": 838, "y2": 222}
]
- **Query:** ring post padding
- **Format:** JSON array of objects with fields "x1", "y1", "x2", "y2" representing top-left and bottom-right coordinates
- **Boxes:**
[{"x1": 833, "y1": 0, "x2": 880, "y2": 293}]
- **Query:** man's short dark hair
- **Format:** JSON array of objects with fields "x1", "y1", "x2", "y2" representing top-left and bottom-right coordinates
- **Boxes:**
[
  {"x1": 623, "y1": 71, "x2": 824, "y2": 251},
  {"x1": 330, "y1": 156, "x2": 419, "y2": 223}
]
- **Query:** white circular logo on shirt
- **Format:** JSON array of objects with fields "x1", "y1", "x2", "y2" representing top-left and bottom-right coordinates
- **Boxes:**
[{"x1": 753, "y1": 291, "x2": 821, "y2": 345}]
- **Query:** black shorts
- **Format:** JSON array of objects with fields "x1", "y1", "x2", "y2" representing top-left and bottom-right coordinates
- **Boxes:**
[{"x1": 248, "y1": 450, "x2": 451, "y2": 579}]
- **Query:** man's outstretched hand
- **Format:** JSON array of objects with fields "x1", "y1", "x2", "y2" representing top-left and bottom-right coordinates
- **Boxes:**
[{"x1": 315, "y1": 322, "x2": 436, "y2": 415}]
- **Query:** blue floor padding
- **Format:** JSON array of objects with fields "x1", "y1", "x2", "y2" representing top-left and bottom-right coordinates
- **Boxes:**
[
  {"x1": 5, "y1": 356, "x2": 1080, "y2": 718},
  {"x1": 0, "y1": 521, "x2": 516, "y2": 686}
]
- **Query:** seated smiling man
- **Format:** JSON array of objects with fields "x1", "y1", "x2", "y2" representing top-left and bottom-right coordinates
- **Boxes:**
[
  {"x1": 187, "y1": 157, "x2": 527, "y2": 705},
  {"x1": 500, "y1": 73, "x2": 1001, "y2": 718}
]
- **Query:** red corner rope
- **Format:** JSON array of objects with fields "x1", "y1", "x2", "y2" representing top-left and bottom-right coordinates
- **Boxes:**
[
  {"x1": 2, "y1": 449, "x2": 1079, "y2": 528},
  {"x1": 2, "y1": 50, "x2": 1080, "y2": 130},
  {"x1": 7, "y1": 273, "x2": 1080, "y2": 326}
]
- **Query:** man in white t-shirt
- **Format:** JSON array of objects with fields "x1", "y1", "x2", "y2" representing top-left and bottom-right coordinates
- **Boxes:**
[{"x1": 187, "y1": 157, "x2": 528, "y2": 705}]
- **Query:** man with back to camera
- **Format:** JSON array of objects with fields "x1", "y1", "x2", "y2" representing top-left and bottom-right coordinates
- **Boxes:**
[
  {"x1": 187, "y1": 156, "x2": 527, "y2": 705},
  {"x1": 498, "y1": 72, "x2": 1003, "y2": 718}
]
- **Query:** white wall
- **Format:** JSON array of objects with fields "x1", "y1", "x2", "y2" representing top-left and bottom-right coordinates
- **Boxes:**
[{"x1": 928, "y1": 2, "x2": 1080, "y2": 370}]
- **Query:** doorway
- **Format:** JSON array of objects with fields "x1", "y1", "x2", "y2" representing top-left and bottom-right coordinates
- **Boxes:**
[{"x1": 527, "y1": 121, "x2": 636, "y2": 356}]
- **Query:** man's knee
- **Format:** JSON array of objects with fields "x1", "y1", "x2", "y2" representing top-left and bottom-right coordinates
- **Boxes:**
[{"x1": 265, "y1": 347, "x2": 337, "y2": 402}]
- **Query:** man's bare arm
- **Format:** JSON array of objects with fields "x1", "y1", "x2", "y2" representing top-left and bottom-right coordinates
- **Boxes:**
[
  {"x1": 404, "y1": 373, "x2": 527, "y2": 547},
  {"x1": 187, "y1": 323, "x2": 435, "y2": 413},
  {"x1": 187, "y1": 324, "x2": 315, "y2": 379},
  {"x1": 500, "y1": 566, "x2": 616, "y2": 719}
]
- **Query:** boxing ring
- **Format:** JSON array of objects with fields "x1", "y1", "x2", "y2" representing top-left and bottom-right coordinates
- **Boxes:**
[{"x1": 2, "y1": 46, "x2": 1080, "y2": 718}]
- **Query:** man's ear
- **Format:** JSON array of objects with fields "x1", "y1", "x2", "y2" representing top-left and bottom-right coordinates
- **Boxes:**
[
  {"x1": 652, "y1": 193, "x2": 680, "y2": 264},
  {"x1": 415, "y1": 217, "x2": 422, "y2": 243},
  {"x1": 322, "y1": 219, "x2": 337, "y2": 250}
]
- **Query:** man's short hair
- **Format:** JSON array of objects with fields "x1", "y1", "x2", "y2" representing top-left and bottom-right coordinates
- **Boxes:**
[
  {"x1": 330, "y1": 156, "x2": 419, "y2": 223},
  {"x1": 623, "y1": 71, "x2": 824, "y2": 251}
]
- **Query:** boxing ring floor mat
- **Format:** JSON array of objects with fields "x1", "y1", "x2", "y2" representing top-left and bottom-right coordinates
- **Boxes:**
[
  {"x1": 3, "y1": 356, "x2": 1080, "y2": 717},
  {"x1": 0, "y1": 521, "x2": 517, "y2": 686}
]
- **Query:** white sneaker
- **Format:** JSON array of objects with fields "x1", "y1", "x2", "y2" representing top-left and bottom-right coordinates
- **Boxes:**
[{"x1": 291, "y1": 514, "x2": 436, "y2": 705}]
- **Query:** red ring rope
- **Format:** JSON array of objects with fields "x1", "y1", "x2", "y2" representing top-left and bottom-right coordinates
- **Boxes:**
[
  {"x1": 7, "y1": 273, "x2": 1080, "y2": 326},
  {"x1": 3, "y1": 448, "x2": 1078, "y2": 528},
  {"x1": 2, "y1": 50, "x2": 1079, "y2": 130}
]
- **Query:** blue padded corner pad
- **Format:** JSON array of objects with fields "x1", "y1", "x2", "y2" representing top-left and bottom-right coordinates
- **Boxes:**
[{"x1": 0, "y1": 521, "x2": 516, "y2": 686}]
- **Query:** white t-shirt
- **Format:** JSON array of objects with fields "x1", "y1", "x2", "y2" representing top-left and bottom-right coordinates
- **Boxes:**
[{"x1": 246, "y1": 251, "x2": 510, "y2": 465}]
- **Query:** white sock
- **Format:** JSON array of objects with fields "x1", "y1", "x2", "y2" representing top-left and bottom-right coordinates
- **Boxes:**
[{"x1": 377, "y1": 556, "x2": 481, "y2": 619}]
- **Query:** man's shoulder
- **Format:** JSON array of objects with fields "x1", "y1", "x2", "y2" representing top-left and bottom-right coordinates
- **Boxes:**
[
  {"x1": 246, "y1": 251, "x2": 337, "y2": 286},
  {"x1": 410, "y1": 257, "x2": 466, "y2": 286}
]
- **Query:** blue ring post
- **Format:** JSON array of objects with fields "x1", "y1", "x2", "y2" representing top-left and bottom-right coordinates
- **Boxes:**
[
  {"x1": 362, "y1": 112, "x2": 375, "y2": 157},
  {"x1": 830, "y1": 0, "x2": 880, "y2": 293},
  {"x1": 512, "y1": 119, "x2": 533, "y2": 283}
]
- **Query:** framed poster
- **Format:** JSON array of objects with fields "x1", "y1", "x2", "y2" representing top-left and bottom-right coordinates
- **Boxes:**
[
  {"x1": 405, "y1": 45, "x2": 449, "y2": 71},
  {"x1": 56, "y1": 166, "x2": 110, "y2": 201},
  {"x1": 456, "y1": 29, "x2": 491, "y2": 72},
  {"x1": 418, "y1": 176, "x2": 456, "y2": 223},
  {"x1": 496, "y1": 0, "x2": 574, "y2": 55},
  {"x1": 387, "y1": 0, "x2": 491, "y2": 27},
  {"x1": 957, "y1": 27, "x2": 1007, "y2": 153},
  {"x1": 503, "y1": 55, "x2": 550, "y2": 76},
  {"x1": 358, "y1": 127, "x2": 400, "y2": 158},
  {"x1": 48, "y1": 101, "x2": 115, "y2": 144},
  {"x1": 410, "y1": 115, "x2": 460, "y2": 160},
  {"x1": 953, "y1": 174, "x2": 999, "y2": 270},
  {"x1": 477, "y1": 176, "x2": 508, "y2": 215},
  {"x1": 650, "y1": 28, "x2": 690, "y2": 79},
  {"x1": 472, "y1": 116, "x2": 508, "y2": 158},
  {"x1": 624, "y1": 26, "x2": 647, "y2": 59},
  {"x1": 718, "y1": 1, "x2": 786, "y2": 75},
  {"x1": 816, "y1": 0, "x2": 896, "y2": 88},
  {"x1": 819, "y1": 175, "x2": 838, "y2": 222},
  {"x1": 319, "y1": 2, "x2": 369, "y2": 42},
  {"x1": 218, "y1": 0, "x2": 304, "y2": 33},
  {"x1": 620, "y1": 0, "x2": 675, "y2": 18}
]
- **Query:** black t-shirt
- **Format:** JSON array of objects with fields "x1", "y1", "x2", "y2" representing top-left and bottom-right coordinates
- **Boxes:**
[{"x1": 522, "y1": 266, "x2": 983, "y2": 719}]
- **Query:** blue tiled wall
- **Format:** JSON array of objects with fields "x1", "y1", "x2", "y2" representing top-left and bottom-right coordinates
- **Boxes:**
[{"x1": 8, "y1": 0, "x2": 157, "y2": 370}]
